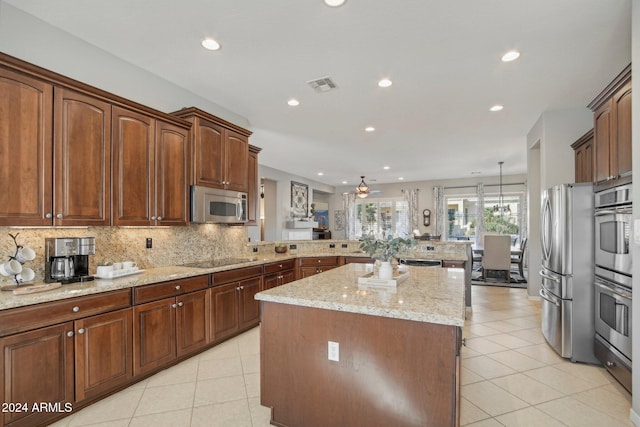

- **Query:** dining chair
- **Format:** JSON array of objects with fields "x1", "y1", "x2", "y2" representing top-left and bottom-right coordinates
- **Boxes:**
[
  {"x1": 511, "y1": 237, "x2": 527, "y2": 278},
  {"x1": 481, "y1": 235, "x2": 511, "y2": 283}
]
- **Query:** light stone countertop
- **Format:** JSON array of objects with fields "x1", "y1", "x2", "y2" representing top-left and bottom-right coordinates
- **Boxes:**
[
  {"x1": 255, "y1": 263, "x2": 466, "y2": 327},
  {"x1": 0, "y1": 251, "x2": 467, "y2": 312}
]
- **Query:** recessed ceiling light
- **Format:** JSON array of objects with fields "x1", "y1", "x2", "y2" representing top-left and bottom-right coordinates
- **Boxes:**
[
  {"x1": 365, "y1": 126, "x2": 375, "y2": 132},
  {"x1": 378, "y1": 78, "x2": 393, "y2": 88},
  {"x1": 490, "y1": 105, "x2": 504, "y2": 112},
  {"x1": 383, "y1": 166, "x2": 390, "y2": 170},
  {"x1": 471, "y1": 171, "x2": 481, "y2": 175},
  {"x1": 317, "y1": 172, "x2": 324, "y2": 176},
  {"x1": 324, "y1": 0, "x2": 346, "y2": 7},
  {"x1": 501, "y1": 50, "x2": 520, "y2": 62},
  {"x1": 398, "y1": 177, "x2": 404, "y2": 180},
  {"x1": 287, "y1": 98, "x2": 300, "y2": 106},
  {"x1": 201, "y1": 38, "x2": 221, "y2": 51},
  {"x1": 342, "y1": 181, "x2": 348, "y2": 185}
]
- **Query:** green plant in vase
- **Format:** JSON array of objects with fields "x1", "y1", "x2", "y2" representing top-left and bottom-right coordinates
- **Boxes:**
[{"x1": 359, "y1": 234, "x2": 415, "y2": 279}]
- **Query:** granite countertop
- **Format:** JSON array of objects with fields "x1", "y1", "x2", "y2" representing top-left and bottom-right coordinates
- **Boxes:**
[
  {"x1": 255, "y1": 263, "x2": 465, "y2": 326},
  {"x1": 0, "y1": 251, "x2": 467, "y2": 312}
]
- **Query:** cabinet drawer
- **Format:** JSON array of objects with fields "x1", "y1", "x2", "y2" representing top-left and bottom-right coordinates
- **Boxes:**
[
  {"x1": 212, "y1": 265, "x2": 263, "y2": 286},
  {"x1": 299, "y1": 257, "x2": 340, "y2": 267},
  {"x1": 134, "y1": 275, "x2": 209, "y2": 304},
  {"x1": 443, "y1": 260, "x2": 465, "y2": 268},
  {"x1": 263, "y1": 259, "x2": 296, "y2": 274},
  {"x1": 0, "y1": 289, "x2": 131, "y2": 337},
  {"x1": 343, "y1": 256, "x2": 374, "y2": 264}
]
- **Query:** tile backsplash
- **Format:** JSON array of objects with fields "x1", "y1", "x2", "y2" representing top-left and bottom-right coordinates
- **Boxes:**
[{"x1": 0, "y1": 225, "x2": 248, "y2": 284}]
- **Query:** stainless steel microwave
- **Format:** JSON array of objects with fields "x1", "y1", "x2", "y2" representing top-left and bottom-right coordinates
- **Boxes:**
[{"x1": 191, "y1": 186, "x2": 247, "y2": 224}]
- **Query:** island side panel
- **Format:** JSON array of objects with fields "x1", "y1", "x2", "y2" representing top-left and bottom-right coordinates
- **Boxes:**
[{"x1": 260, "y1": 301, "x2": 461, "y2": 427}]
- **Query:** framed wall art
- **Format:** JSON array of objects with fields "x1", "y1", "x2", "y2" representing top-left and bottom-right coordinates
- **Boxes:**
[{"x1": 290, "y1": 181, "x2": 309, "y2": 218}]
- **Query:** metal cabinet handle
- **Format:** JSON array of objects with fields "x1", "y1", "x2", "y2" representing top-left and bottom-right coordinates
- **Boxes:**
[
  {"x1": 318, "y1": 260, "x2": 321, "y2": 263},
  {"x1": 279, "y1": 264, "x2": 283, "y2": 268},
  {"x1": 606, "y1": 361, "x2": 616, "y2": 367},
  {"x1": 67, "y1": 331, "x2": 74, "y2": 337},
  {"x1": 157, "y1": 216, "x2": 162, "y2": 221},
  {"x1": 45, "y1": 213, "x2": 53, "y2": 219},
  {"x1": 236, "y1": 287, "x2": 240, "y2": 291},
  {"x1": 461, "y1": 338, "x2": 467, "y2": 346},
  {"x1": 175, "y1": 285, "x2": 181, "y2": 290},
  {"x1": 151, "y1": 216, "x2": 156, "y2": 221},
  {"x1": 72, "y1": 306, "x2": 80, "y2": 313},
  {"x1": 172, "y1": 303, "x2": 177, "y2": 308},
  {"x1": 56, "y1": 213, "x2": 63, "y2": 219},
  {"x1": 178, "y1": 301, "x2": 184, "y2": 307},
  {"x1": 77, "y1": 328, "x2": 85, "y2": 334},
  {"x1": 240, "y1": 286, "x2": 244, "y2": 290}
]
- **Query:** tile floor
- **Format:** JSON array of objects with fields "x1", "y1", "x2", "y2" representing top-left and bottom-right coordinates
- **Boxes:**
[{"x1": 49, "y1": 285, "x2": 632, "y2": 427}]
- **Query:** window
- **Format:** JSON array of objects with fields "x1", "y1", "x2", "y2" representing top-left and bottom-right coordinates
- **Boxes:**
[
  {"x1": 354, "y1": 198, "x2": 410, "y2": 238},
  {"x1": 445, "y1": 192, "x2": 522, "y2": 241}
]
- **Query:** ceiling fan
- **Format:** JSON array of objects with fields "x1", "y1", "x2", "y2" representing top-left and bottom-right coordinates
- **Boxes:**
[{"x1": 352, "y1": 176, "x2": 382, "y2": 198}]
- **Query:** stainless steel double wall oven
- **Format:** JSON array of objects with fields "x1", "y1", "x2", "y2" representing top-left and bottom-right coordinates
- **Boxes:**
[{"x1": 593, "y1": 184, "x2": 632, "y2": 392}]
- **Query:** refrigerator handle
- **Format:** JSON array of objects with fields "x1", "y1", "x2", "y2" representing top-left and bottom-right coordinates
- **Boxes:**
[
  {"x1": 539, "y1": 289, "x2": 560, "y2": 307},
  {"x1": 540, "y1": 197, "x2": 552, "y2": 261},
  {"x1": 539, "y1": 270, "x2": 560, "y2": 282}
]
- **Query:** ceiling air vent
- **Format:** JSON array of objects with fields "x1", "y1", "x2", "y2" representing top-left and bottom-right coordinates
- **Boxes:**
[{"x1": 306, "y1": 76, "x2": 338, "y2": 93}]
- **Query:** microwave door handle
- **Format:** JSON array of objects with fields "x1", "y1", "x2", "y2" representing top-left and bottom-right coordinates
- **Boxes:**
[
  {"x1": 237, "y1": 200, "x2": 244, "y2": 221},
  {"x1": 615, "y1": 303, "x2": 629, "y2": 336}
]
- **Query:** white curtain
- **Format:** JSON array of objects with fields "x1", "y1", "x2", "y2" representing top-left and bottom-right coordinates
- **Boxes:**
[
  {"x1": 433, "y1": 186, "x2": 445, "y2": 240},
  {"x1": 402, "y1": 188, "x2": 419, "y2": 236},
  {"x1": 343, "y1": 192, "x2": 357, "y2": 240},
  {"x1": 475, "y1": 183, "x2": 485, "y2": 246}
]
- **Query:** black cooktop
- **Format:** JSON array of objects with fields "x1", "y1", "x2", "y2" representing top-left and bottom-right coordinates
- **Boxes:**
[{"x1": 183, "y1": 257, "x2": 258, "y2": 268}]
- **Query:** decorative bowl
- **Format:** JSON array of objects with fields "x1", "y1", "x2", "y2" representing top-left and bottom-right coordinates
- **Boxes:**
[{"x1": 275, "y1": 246, "x2": 288, "y2": 254}]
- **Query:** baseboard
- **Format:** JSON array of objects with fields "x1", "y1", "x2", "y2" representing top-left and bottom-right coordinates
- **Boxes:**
[{"x1": 630, "y1": 408, "x2": 640, "y2": 426}]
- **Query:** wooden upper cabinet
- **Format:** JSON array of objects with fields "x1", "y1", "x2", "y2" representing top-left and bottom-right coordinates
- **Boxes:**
[
  {"x1": 0, "y1": 67, "x2": 53, "y2": 226},
  {"x1": 588, "y1": 65, "x2": 631, "y2": 189},
  {"x1": 571, "y1": 129, "x2": 594, "y2": 183},
  {"x1": 112, "y1": 107, "x2": 189, "y2": 226},
  {"x1": 112, "y1": 106, "x2": 155, "y2": 226},
  {"x1": 172, "y1": 107, "x2": 252, "y2": 192},
  {"x1": 54, "y1": 88, "x2": 111, "y2": 226},
  {"x1": 246, "y1": 145, "x2": 261, "y2": 226},
  {"x1": 155, "y1": 120, "x2": 189, "y2": 226}
]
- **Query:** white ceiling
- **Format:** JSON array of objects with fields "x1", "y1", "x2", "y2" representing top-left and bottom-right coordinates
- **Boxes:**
[{"x1": 6, "y1": 0, "x2": 632, "y2": 187}]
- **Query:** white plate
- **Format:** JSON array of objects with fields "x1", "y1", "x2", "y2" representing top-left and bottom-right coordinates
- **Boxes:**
[{"x1": 95, "y1": 268, "x2": 145, "y2": 280}]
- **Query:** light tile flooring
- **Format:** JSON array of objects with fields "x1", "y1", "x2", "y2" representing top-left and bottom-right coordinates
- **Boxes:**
[{"x1": 49, "y1": 285, "x2": 632, "y2": 427}]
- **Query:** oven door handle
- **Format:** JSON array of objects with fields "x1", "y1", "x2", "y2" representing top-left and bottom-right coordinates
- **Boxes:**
[
  {"x1": 539, "y1": 270, "x2": 560, "y2": 282},
  {"x1": 595, "y1": 281, "x2": 632, "y2": 300},
  {"x1": 595, "y1": 209, "x2": 633, "y2": 216},
  {"x1": 539, "y1": 289, "x2": 560, "y2": 307}
]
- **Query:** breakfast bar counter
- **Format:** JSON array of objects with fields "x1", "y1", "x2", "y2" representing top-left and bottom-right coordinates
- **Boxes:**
[{"x1": 255, "y1": 263, "x2": 465, "y2": 427}]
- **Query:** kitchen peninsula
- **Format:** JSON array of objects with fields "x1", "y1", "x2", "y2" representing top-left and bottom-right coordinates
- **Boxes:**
[{"x1": 256, "y1": 263, "x2": 465, "y2": 427}]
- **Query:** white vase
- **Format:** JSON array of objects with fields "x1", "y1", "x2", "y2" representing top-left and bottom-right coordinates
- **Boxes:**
[{"x1": 378, "y1": 261, "x2": 393, "y2": 280}]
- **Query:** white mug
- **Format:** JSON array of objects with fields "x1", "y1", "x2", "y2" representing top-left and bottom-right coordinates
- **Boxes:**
[
  {"x1": 15, "y1": 267, "x2": 35, "y2": 283},
  {"x1": 96, "y1": 265, "x2": 114, "y2": 276},
  {"x1": 15, "y1": 246, "x2": 36, "y2": 263},
  {"x1": 112, "y1": 262, "x2": 123, "y2": 270},
  {"x1": 123, "y1": 261, "x2": 137, "y2": 270},
  {"x1": 0, "y1": 260, "x2": 22, "y2": 276}
]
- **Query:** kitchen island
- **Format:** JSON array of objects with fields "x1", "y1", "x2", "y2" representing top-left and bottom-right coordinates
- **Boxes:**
[{"x1": 256, "y1": 263, "x2": 465, "y2": 427}]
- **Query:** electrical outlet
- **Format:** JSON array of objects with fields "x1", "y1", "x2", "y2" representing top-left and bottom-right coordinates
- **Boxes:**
[
  {"x1": 341, "y1": 243, "x2": 348, "y2": 248},
  {"x1": 146, "y1": 238, "x2": 152, "y2": 249},
  {"x1": 252, "y1": 247, "x2": 258, "y2": 253},
  {"x1": 329, "y1": 243, "x2": 335, "y2": 249},
  {"x1": 328, "y1": 341, "x2": 339, "y2": 361},
  {"x1": 426, "y1": 246, "x2": 435, "y2": 251},
  {"x1": 289, "y1": 244, "x2": 297, "y2": 250}
]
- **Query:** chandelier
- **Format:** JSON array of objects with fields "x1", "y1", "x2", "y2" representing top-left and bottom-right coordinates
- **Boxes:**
[
  {"x1": 493, "y1": 161, "x2": 511, "y2": 217},
  {"x1": 355, "y1": 176, "x2": 369, "y2": 198}
]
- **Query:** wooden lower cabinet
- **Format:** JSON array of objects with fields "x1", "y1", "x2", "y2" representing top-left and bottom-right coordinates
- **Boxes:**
[
  {"x1": 74, "y1": 308, "x2": 133, "y2": 401},
  {"x1": 210, "y1": 276, "x2": 262, "y2": 343},
  {"x1": 298, "y1": 256, "x2": 340, "y2": 278},
  {"x1": 263, "y1": 259, "x2": 296, "y2": 290},
  {"x1": 133, "y1": 289, "x2": 209, "y2": 376},
  {"x1": 0, "y1": 323, "x2": 74, "y2": 427}
]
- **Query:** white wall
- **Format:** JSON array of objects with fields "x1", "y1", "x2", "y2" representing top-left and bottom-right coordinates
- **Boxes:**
[{"x1": 0, "y1": 2, "x2": 248, "y2": 128}]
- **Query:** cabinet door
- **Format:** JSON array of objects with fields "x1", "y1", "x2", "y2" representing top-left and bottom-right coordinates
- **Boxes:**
[
  {"x1": 112, "y1": 106, "x2": 155, "y2": 226},
  {"x1": 281, "y1": 270, "x2": 296, "y2": 286},
  {"x1": 194, "y1": 118, "x2": 225, "y2": 188},
  {"x1": 263, "y1": 273, "x2": 280, "y2": 290},
  {"x1": 593, "y1": 100, "x2": 612, "y2": 184},
  {"x1": 612, "y1": 82, "x2": 632, "y2": 180},
  {"x1": 133, "y1": 298, "x2": 176, "y2": 376},
  {"x1": 176, "y1": 289, "x2": 210, "y2": 357},
  {"x1": 299, "y1": 267, "x2": 320, "y2": 279},
  {"x1": 246, "y1": 148, "x2": 259, "y2": 225},
  {"x1": 155, "y1": 120, "x2": 189, "y2": 226},
  {"x1": 225, "y1": 130, "x2": 249, "y2": 192},
  {"x1": 75, "y1": 308, "x2": 133, "y2": 401},
  {"x1": 0, "y1": 67, "x2": 53, "y2": 226},
  {"x1": 575, "y1": 140, "x2": 594, "y2": 183},
  {"x1": 54, "y1": 88, "x2": 111, "y2": 226},
  {"x1": 238, "y1": 277, "x2": 262, "y2": 330},
  {"x1": 210, "y1": 283, "x2": 239, "y2": 343},
  {"x1": 0, "y1": 323, "x2": 74, "y2": 427}
]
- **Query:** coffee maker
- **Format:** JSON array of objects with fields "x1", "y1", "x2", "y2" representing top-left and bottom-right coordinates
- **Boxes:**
[{"x1": 45, "y1": 237, "x2": 96, "y2": 284}]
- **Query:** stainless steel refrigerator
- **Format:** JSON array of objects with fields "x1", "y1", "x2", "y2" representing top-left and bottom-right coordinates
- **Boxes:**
[{"x1": 540, "y1": 183, "x2": 598, "y2": 364}]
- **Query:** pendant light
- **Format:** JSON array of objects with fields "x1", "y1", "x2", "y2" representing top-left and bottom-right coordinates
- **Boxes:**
[
  {"x1": 355, "y1": 176, "x2": 369, "y2": 198},
  {"x1": 493, "y1": 161, "x2": 511, "y2": 217}
]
